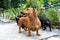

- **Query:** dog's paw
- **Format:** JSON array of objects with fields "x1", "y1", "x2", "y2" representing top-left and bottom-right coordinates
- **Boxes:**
[
  {"x1": 27, "y1": 35, "x2": 31, "y2": 37},
  {"x1": 37, "y1": 34, "x2": 41, "y2": 36},
  {"x1": 42, "y1": 28, "x2": 46, "y2": 30},
  {"x1": 24, "y1": 28, "x2": 28, "y2": 31},
  {"x1": 50, "y1": 30, "x2": 52, "y2": 32},
  {"x1": 18, "y1": 31, "x2": 21, "y2": 33}
]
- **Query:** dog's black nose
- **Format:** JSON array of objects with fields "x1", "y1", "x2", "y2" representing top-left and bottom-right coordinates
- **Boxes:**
[
  {"x1": 20, "y1": 12, "x2": 23, "y2": 14},
  {"x1": 20, "y1": 12, "x2": 25, "y2": 15}
]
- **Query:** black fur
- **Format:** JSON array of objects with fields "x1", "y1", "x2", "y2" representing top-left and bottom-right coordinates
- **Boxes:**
[{"x1": 38, "y1": 16, "x2": 52, "y2": 31}]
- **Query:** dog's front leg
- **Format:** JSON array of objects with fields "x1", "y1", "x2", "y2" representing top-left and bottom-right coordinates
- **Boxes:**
[
  {"x1": 28, "y1": 28, "x2": 31, "y2": 37},
  {"x1": 18, "y1": 26, "x2": 21, "y2": 33},
  {"x1": 18, "y1": 24, "x2": 21, "y2": 33},
  {"x1": 18, "y1": 20, "x2": 22, "y2": 33},
  {"x1": 36, "y1": 29, "x2": 40, "y2": 36},
  {"x1": 49, "y1": 25, "x2": 52, "y2": 31}
]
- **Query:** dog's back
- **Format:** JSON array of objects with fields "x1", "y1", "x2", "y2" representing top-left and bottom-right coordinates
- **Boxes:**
[
  {"x1": 44, "y1": 18, "x2": 51, "y2": 25},
  {"x1": 38, "y1": 16, "x2": 51, "y2": 26},
  {"x1": 38, "y1": 16, "x2": 45, "y2": 26}
]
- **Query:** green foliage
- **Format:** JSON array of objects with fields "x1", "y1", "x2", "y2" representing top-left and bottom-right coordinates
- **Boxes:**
[
  {"x1": 3, "y1": 0, "x2": 10, "y2": 9},
  {"x1": 0, "y1": 0, "x2": 59, "y2": 26},
  {"x1": 20, "y1": 0, "x2": 26, "y2": 4},
  {"x1": 58, "y1": 0, "x2": 60, "y2": 2},
  {"x1": 11, "y1": 0, "x2": 20, "y2": 8},
  {"x1": 39, "y1": 7, "x2": 59, "y2": 26},
  {"x1": 44, "y1": 0, "x2": 49, "y2": 7},
  {"x1": 49, "y1": 0, "x2": 58, "y2": 3},
  {"x1": 0, "y1": 0, "x2": 3, "y2": 8}
]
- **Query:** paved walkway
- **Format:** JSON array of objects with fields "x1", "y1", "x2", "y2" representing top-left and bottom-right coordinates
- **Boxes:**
[
  {"x1": 0, "y1": 22, "x2": 59, "y2": 40},
  {"x1": 0, "y1": 17, "x2": 12, "y2": 23},
  {"x1": 0, "y1": 17, "x2": 60, "y2": 40}
]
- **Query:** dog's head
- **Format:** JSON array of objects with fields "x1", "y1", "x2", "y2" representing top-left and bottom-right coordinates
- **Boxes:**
[{"x1": 20, "y1": 8, "x2": 38, "y2": 17}]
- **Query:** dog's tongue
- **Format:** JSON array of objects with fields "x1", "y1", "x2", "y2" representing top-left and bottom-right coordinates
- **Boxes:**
[
  {"x1": 23, "y1": 15, "x2": 27, "y2": 17},
  {"x1": 23, "y1": 14, "x2": 29, "y2": 17}
]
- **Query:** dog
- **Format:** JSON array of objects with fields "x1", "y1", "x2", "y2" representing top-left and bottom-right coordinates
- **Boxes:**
[
  {"x1": 15, "y1": 15, "x2": 22, "y2": 24},
  {"x1": 38, "y1": 16, "x2": 52, "y2": 31},
  {"x1": 15, "y1": 15, "x2": 28, "y2": 31},
  {"x1": 16, "y1": 15, "x2": 52, "y2": 31},
  {"x1": 17, "y1": 8, "x2": 41, "y2": 36}
]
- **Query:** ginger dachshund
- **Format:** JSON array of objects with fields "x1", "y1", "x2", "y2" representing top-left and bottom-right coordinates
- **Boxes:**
[{"x1": 17, "y1": 8, "x2": 41, "y2": 37}]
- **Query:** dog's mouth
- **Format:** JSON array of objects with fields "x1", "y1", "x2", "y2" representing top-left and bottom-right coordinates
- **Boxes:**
[
  {"x1": 21, "y1": 12, "x2": 30, "y2": 17},
  {"x1": 23, "y1": 13, "x2": 30, "y2": 17}
]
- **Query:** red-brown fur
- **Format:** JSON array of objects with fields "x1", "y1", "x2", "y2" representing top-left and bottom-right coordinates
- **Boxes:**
[{"x1": 17, "y1": 8, "x2": 41, "y2": 36}]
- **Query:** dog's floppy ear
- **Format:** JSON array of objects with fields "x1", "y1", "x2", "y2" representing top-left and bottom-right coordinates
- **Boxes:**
[{"x1": 33, "y1": 8, "x2": 38, "y2": 17}]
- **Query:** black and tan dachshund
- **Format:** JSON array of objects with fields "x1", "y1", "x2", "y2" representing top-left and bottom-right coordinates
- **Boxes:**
[{"x1": 38, "y1": 16, "x2": 52, "y2": 31}]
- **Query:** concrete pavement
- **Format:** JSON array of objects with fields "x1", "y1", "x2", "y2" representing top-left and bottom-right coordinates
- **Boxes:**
[{"x1": 0, "y1": 22, "x2": 59, "y2": 40}]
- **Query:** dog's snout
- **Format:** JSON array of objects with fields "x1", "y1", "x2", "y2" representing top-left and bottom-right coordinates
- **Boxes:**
[
  {"x1": 20, "y1": 12, "x2": 23, "y2": 14},
  {"x1": 20, "y1": 12, "x2": 25, "y2": 15}
]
